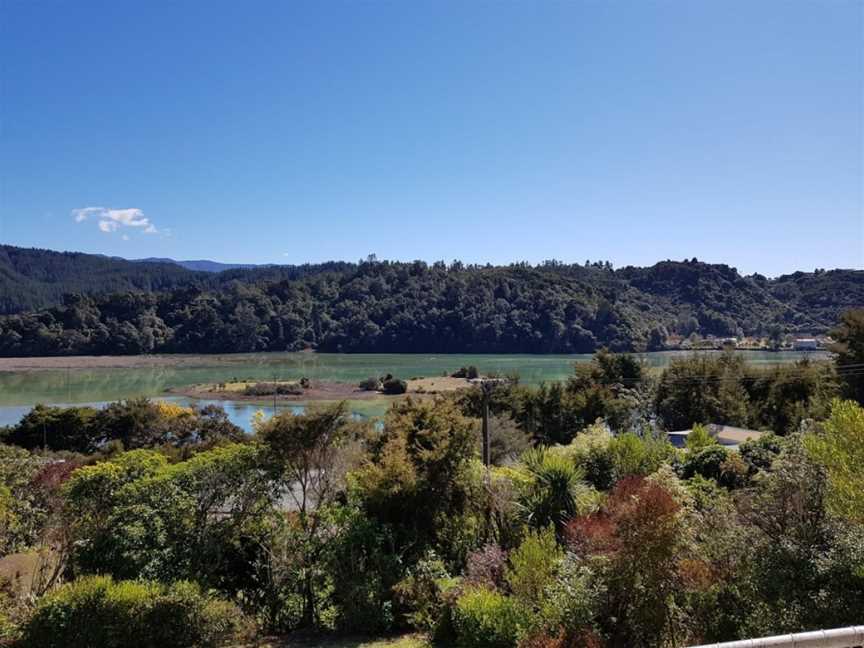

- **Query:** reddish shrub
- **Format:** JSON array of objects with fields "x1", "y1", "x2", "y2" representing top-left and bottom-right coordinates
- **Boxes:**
[
  {"x1": 566, "y1": 477, "x2": 680, "y2": 554},
  {"x1": 563, "y1": 477, "x2": 685, "y2": 647},
  {"x1": 518, "y1": 629, "x2": 569, "y2": 648},
  {"x1": 519, "y1": 628, "x2": 605, "y2": 648},
  {"x1": 464, "y1": 543, "x2": 508, "y2": 589},
  {"x1": 565, "y1": 511, "x2": 617, "y2": 556},
  {"x1": 31, "y1": 461, "x2": 78, "y2": 492},
  {"x1": 678, "y1": 558, "x2": 716, "y2": 591},
  {"x1": 605, "y1": 476, "x2": 679, "y2": 517}
]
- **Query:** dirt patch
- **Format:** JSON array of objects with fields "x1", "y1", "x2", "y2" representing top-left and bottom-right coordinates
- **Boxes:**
[
  {"x1": 0, "y1": 550, "x2": 62, "y2": 597},
  {"x1": 407, "y1": 376, "x2": 473, "y2": 394}
]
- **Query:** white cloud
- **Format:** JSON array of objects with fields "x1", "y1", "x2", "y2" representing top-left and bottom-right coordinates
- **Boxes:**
[
  {"x1": 121, "y1": 234, "x2": 130, "y2": 241},
  {"x1": 72, "y1": 206, "x2": 159, "y2": 236},
  {"x1": 72, "y1": 207, "x2": 103, "y2": 223}
]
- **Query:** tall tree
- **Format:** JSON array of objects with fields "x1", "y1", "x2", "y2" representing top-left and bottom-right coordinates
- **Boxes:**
[
  {"x1": 830, "y1": 308, "x2": 864, "y2": 404},
  {"x1": 806, "y1": 399, "x2": 864, "y2": 523},
  {"x1": 255, "y1": 404, "x2": 357, "y2": 627}
]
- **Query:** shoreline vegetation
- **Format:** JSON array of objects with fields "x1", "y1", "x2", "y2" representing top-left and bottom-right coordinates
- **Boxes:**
[
  {"x1": 167, "y1": 376, "x2": 477, "y2": 403},
  {"x1": 0, "y1": 347, "x2": 832, "y2": 373}
]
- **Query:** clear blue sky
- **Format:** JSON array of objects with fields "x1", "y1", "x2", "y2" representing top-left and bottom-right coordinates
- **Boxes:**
[{"x1": 1, "y1": 1, "x2": 861, "y2": 276}]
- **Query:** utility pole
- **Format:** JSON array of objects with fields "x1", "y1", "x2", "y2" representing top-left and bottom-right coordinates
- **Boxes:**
[
  {"x1": 481, "y1": 384, "x2": 490, "y2": 467},
  {"x1": 476, "y1": 377, "x2": 507, "y2": 469},
  {"x1": 476, "y1": 376, "x2": 507, "y2": 542}
]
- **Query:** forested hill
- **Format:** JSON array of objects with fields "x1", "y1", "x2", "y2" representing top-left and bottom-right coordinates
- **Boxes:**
[
  {"x1": 0, "y1": 245, "x2": 861, "y2": 356},
  {"x1": 764, "y1": 269, "x2": 864, "y2": 327},
  {"x1": 0, "y1": 246, "x2": 203, "y2": 314},
  {"x1": 0, "y1": 245, "x2": 352, "y2": 315}
]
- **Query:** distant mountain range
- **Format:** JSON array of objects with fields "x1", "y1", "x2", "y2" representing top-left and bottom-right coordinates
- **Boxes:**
[
  {"x1": 0, "y1": 244, "x2": 861, "y2": 357},
  {"x1": 134, "y1": 257, "x2": 264, "y2": 273}
]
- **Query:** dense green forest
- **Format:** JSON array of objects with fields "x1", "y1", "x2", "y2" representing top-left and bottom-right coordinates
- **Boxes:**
[
  {"x1": 0, "y1": 245, "x2": 353, "y2": 316},
  {"x1": 1, "y1": 317, "x2": 862, "y2": 647},
  {"x1": 1, "y1": 245, "x2": 861, "y2": 356},
  {"x1": 0, "y1": 245, "x2": 199, "y2": 314}
]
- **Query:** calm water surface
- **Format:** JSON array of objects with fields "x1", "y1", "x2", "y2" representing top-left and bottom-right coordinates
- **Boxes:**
[{"x1": 0, "y1": 351, "x2": 828, "y2": 430}]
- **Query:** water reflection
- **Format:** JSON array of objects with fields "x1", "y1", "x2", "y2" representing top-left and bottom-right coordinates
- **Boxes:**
[{"x1": 0, "y1": 396, "x2": 373, "y2": 433}]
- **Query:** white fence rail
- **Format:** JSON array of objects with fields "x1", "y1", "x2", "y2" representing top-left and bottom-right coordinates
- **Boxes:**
[{"x1": 688, "y1": 626, "x2": 864, "y2": 648}]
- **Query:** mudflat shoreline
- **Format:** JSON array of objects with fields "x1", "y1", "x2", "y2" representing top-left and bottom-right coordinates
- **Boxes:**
[{"x1": 0, "y1": 353, "x2": 291, "y2": 372}]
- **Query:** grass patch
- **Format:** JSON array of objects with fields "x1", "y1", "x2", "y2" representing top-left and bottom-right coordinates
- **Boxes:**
[{"x1": 218, "y1": 381, "x2": 302, "y2": 393}]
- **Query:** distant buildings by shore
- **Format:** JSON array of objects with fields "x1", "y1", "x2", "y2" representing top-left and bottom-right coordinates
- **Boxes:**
[{"x1": 664, "y1": 333, "x2": 831, "y2": 352}]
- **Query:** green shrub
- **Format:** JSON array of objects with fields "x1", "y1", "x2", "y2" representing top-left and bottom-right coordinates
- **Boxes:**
[
  {"x1": 243, "y1": 381, "x2": 303, "y2": 396},
  {"x1": 686, "y1": 423, "x2": 716, "y2": 452},
  {"x1": 452, "y1": 586, "x2": 533, "y2": 648},
  {"x1": 579, "y1": 444, "x2": 617, "y2": 490},
  {"x1": 0, "y1": 577, "x2": 25, "y2": 644},
  {"x1": 739, "y1": 432, "x2": 783, "y2": 473},
  {"x1": 359, "y1": 376, "x2": 382, "y2": 391},
  {"x1": 449, "y1": 366, "x2": 480, "y2": 380},
  {"x1": 565, "y1": 423, "x2": 615, "y2": 490},
  {"x1": 806, "y1": 399, "x2": 864, "y2": 520},
  {"x1": 609, "y1": 432, "x2": 674, "y2": 479},
  {"x1": 393, "y1": 550, "x2": 454, "y2": 631},
  {"x1": 681, "y1": 445, "x2": 732, "y2": 484},
  {"x1": 326, "y1": 507, "x2": 401, "y2": 634},
  {"x1": 21, "y1": 575, "x2": 247, "y2": 648},
  {"x1": 536, "y1": 554, "x2": 600, "y2": 636},
  {"x1": 382, "y1": 378, "x2": 408, "y2": 395},
  {"x1": 349, "y1": 398, "x2": 482, "y2": 566},
  {"x1": 505, "y1": 527, "x2": 562, "y2": 607}
]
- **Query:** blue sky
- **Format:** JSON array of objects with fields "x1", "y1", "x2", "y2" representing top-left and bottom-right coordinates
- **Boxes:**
[{"x1": 1, "y1": 1, "x2": 861, "y2": 276}]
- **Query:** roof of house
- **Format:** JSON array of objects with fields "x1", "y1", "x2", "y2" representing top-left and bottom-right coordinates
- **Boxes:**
[
  {"x1": 668, "y1": 424, "x2": 767, "y2": 447},
  {"x1": 710, "y1": 425, "x2": 765, "y2": 444}
]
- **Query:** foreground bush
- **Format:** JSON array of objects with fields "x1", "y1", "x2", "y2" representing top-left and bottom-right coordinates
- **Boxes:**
[
  {"x1": 21, "y1": 575, "x2": 247, "y2": 648},
  {"x1": 505, "y1": 527, "x2": 562, "y2": 607},
  {"x1": 451, "y1": 586, "x2": 533, "y2": 648},
  {"x1": 0, "y1": 578, "x2": 25, "y2": 643},
  {"x1": 394, "y1": 551, "x2": 454, "y2": 632}
]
